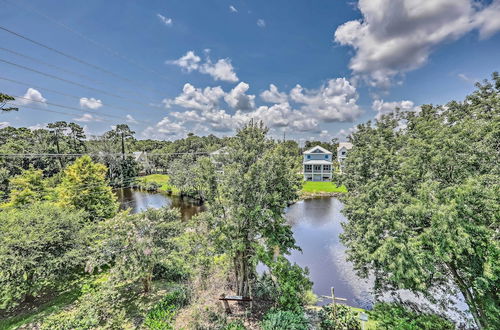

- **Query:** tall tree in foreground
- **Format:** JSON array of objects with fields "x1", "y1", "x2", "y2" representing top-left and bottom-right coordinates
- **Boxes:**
[
  {"x1": 199, "y1": 121, "x2": 303, "y2": 297},
  {"x1": 57, "y1": 155, "x2": 118, "y2": 221},
  {"x1": 339, "y1": 73, "x2": 500, "y2": 329}
]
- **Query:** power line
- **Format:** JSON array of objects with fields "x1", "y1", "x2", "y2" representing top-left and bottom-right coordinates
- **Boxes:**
[
  {"x1": 1, "y1": 76, "x2": 155, "y2": 120},
  {"x1": 8, "y1": 105, "x2": 114, "y2": 123},
  {"x1": 0, "y1": 152, "x2": 210, "y2": 158},
  {"x1": 3, "y1": 0, "x2": 172, "y2": 82},
  {"x1": 0, "y1": 24, "x2": 167, "y2": 95},
  {"x1": 0, "y1": 47, "x2": 150, "y2": 99},
  {"x1": 10, "y1": 95, "x2": 150, "y2": 125},
  {"x1": 0, "y1": 57, "x2": 163, "y2": 109}
]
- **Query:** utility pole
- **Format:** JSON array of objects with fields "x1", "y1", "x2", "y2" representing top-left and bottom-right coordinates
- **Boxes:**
[{"x1": 121, "y1": 131, "x2": 125, "y2": 160}]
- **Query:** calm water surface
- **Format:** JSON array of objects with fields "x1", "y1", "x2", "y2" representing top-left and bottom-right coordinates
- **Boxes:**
[
  {"x1": 116, "y1": 189, "x2": 372, "y2": 309},
  {"x1": 115, "y1": 188, "x2": 205, "y2": 221},
  {"x1": 286, "y1": 197, "x2": 372, "y2": 309}
]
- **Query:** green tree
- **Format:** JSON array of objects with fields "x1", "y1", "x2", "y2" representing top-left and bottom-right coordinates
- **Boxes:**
[
  {"x1": 67, "y1": 122, "x2": 87, "y2": 153},
  {"x1": 47, "y1": 121, "x2": 68, "y2": 168},
  {"x1": 86, "y1": 207, "x2": 182, "y2": 293},
  {"x1": 57, "y1": 155, "x2": 118, "y2": 221},
  {"x1": 6, "y1": 167, "x2": 48, "y2": 207},
  {"x1": 0, "y1": 93, "x2": 18, "y2": 112},
  {"x1": 369, "y1": 302, "x2": 454, "y2": 330},
  {"x1": 0, "y1": 203, "x2": 86, "y2": 309},
  {"x1": 199, "y1": 121, "x2": 302, "y2": 297},
  {"x1": 339, "y1": 73, "x2": 500, "y2": 329}
]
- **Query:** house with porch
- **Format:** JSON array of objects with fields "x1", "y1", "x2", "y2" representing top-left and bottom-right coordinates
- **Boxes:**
[{"x1": 303, "y1": 145, "x2": 333, "y2": 181}]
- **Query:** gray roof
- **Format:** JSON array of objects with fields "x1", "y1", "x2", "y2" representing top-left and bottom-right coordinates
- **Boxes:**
[
  {"x1": 337, "y1": 142, "x2": 353, "y2": 152},
  {"x1": 303, "y1": 145, "x2": 333, "y2": 155}
]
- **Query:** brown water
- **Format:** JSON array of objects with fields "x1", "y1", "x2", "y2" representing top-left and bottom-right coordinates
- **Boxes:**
[{"x1": 115, "y1": 188, "x2": 205, "y2": 221}]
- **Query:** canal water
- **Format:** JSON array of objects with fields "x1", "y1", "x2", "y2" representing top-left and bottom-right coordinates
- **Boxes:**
[{"x1": 115, "y1": 188, "x2": 373, "y2": 309}]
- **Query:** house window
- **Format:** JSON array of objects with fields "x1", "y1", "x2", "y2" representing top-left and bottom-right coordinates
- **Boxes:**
[
  {"x1": 341, "y1": 151, "x2": 346, "y2": 156},
  {"x1": 304, "y1": 165, "x2": 312, "y2": 172},
  {"x1": 323, "y1": 165, "x2": 331, "y2": 171},
  {"x1": 307, "y1": 155, "x2": 311, "y2": 159},
  {"x1": 313, "y1": 165, "x2": 321, "y2": 171},
  {"x1": 324, "y1": 155, "x2": 328, "y2": 159}
]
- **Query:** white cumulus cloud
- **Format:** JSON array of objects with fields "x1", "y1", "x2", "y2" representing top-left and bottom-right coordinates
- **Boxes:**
[
  {"x1": 290, "y1": 78, "x2": 361, "y2": 122},
  {"x1": 168, "y1": 50, "x2": 238, "y2": 82},
  {"x1": 229, "y1": 5, "x2": 238, "y2": 13},
  {"x1": 79, "y1": 97, "x2": 103, "y2": 110},
  {"x1": 257, "y1": 19, "x2": 266, "y2": 28},
  {"x1": 167, "y1": 51, "x2": 201, "y2": 72},
  {"x1": 260, "y1": 84, "x2": 288, "y2": 103},
  {"x1": 167, "y1": 83, "x2": 225, "y2": 112},
  {"x1": 372, "y1": 99, "x2": 420, "y2": 120},
  {"x1": 334, "y1": 0, "x2": 500, "y2": 87},
  {"x1": 0, "y1": 121, "x2": 10, "y2": 129},
  {"x1": 224, "y1": 82, "x2": 255, "y2": 111},
  {"x1": 17, "y1": 88, "x2": 46, "y2": 105}
]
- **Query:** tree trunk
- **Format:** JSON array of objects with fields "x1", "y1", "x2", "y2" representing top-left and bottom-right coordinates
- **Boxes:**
[{"x1": 447, "y1": 262, "x2": 486, "y2": 329}]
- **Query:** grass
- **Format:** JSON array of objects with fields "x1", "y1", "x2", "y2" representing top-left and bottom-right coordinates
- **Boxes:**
[
  {"x1": 138, "y1": 174, "x2": 180, "y2": 195},
  {"x1": 0, "y1": 287, "x2": 82, "y2": 329},
  {"x1": 301, "y1": 181, "x2": 347, "y2": 194}
]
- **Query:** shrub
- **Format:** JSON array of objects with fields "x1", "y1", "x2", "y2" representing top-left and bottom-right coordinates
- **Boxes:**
[
  {"x1": 268, "y1": 256, "x2": 313, "y2": 312},
  {"x1": 0, "y1": 203, "x2": 86, "y2": 310},
  {"x1": 143, "y1": 286, "x2": 189, "y2": 329},
  {"x1": 319, "y1": 304, "x2": 360, "y2": 330},
  {"x1": 40, "y1": 279, "x2": 129, "y2": 330},
  {"x1": 224, "y1": 320, "x2": 246, "y2": 329},
  {"x1": 369, "y1": 302, "x2": 454, "y2": 330},
  {"x1": 261, "y1": 309, "x2": 309, "y2": 330}
]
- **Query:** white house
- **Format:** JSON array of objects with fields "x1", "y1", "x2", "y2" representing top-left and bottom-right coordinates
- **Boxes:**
[
  {"x1": 133, "y1": 151, "x2": 152, "y2": 174},
  {"x1": 337, "y1": 142, "x2": 353, "y2": 172},
  {"x1": 303, "y1": 145, "x2": 333, "y2": 181}
]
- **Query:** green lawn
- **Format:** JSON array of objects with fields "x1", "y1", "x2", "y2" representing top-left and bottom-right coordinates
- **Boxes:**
[
  {"x1": 302, "y1": 181, "x2": 347, "y2": 194},
  {"x1": 137, "y1": 174, "x2": 180, "y2": 195}
]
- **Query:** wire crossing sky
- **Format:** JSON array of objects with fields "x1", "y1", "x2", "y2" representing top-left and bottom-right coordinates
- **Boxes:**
[{"x1": 0, "y1": 0, "x2": 499, "y2": 142}]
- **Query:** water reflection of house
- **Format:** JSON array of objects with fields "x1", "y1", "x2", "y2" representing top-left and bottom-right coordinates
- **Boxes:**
[
  {"x1": 337, "y1": 142, "x2": 353, "y2": 173},
  {"x1": 133, "y1": 151, "x2": 152, "y2": 174},
  {"x1": 303, "y1": 145, "x2": 333, "y2": 181}
]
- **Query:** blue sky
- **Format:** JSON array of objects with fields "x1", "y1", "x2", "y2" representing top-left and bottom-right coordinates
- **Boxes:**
[{"x1": 0, "y1": 0, "x2": 499, "y2": 143}]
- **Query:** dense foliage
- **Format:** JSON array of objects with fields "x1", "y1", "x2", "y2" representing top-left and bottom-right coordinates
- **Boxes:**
[
  {"x1": 369, "y1": 302, "x2": 454, "y2": 330},
  {"x1": 318, "y1": 304, "x2": 360, "y2": 330},
  {"x1": 261, "y1": 309, "x2": 309, "y2": 330},
  {"x1": 143, "y1": 286, "x2": 189, "y2": 329},
  {"x1": 0, "y1": 203, "x2": 86, "y2": 309},
  {"x1": 86, "y1": 207, "x2": 182, "y2": 293},
  {"x1": 339, "y1": 73, "x2": 500, "y2": 329},
  {"x1": 57, "y1": 155, "x2": 118, "y2": 221}
]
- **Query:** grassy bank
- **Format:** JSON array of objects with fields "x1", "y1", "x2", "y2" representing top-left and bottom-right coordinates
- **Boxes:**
[
  {"x1": 301, "y1": 181, "x2": 347, "y2": 196},
  {"x1": 137, "y1": 174, "x2": 180, "y2": 195}
]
